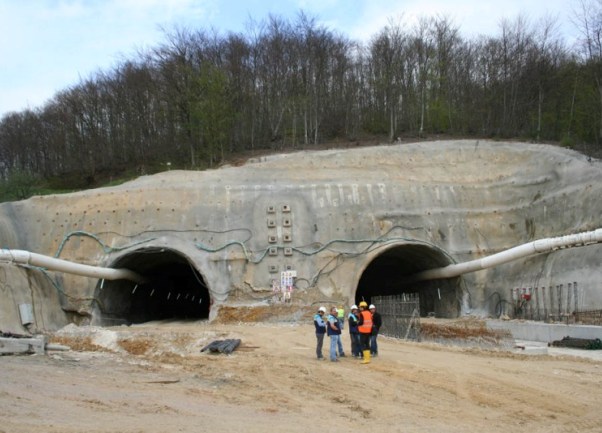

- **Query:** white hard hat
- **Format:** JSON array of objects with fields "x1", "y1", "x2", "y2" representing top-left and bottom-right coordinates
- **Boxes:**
[
  {"x1": 351, "y1": 305, "x2": 358, "y2": 310},
  {"x1": 318, "y1": 306, "x2": 326, "y2": 313},
  {"x1": 369, "y1": 304, "x2": 376, "y2": 309}
]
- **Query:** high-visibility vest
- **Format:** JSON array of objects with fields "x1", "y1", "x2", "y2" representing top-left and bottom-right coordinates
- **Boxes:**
[{"x1": 358, "y1": 310, "x2": 373, "y2": 334}]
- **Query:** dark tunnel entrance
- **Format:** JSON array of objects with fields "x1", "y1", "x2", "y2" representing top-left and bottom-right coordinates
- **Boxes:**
[
  {"x1": 95, "y1": 248, "x2": 211, "y2": 326},
  {"x1": 355, "y1": 243, "x2": 462, "y2": 318}
]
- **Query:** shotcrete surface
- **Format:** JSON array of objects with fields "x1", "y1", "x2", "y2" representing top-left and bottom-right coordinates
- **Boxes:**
[{"x1": 1, "y1": 139, "x2": 601, "y2": 329}]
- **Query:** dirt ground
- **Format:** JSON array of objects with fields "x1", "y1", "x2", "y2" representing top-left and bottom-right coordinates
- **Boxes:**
[{"x1": 1, "y1": 318, "x2": 601, "y2": 433}]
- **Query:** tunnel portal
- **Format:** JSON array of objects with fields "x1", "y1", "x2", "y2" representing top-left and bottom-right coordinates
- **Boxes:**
[
  {"x1": 356, "y1": 243, "x2": 462, "y2": 318},
  {"x1": 95, "y1": 248, "x2": 210, "y2": 325}
]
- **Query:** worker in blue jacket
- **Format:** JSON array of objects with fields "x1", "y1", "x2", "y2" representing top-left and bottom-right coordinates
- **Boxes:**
[{"x1": 313, "y1": 306, "x2": 327, "y2": 360}]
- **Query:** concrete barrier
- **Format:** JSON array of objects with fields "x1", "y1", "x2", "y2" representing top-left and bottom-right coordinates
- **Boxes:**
[{"x1": 486, "y1": 319, "x2": 602, "y2": 343}]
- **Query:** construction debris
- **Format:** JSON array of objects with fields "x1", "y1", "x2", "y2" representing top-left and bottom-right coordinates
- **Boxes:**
[
  {"x1": 550, "y1": 336, "x2": 602, "y2": 350},
  {"x1": 414, "y1": 317, "x2": 516, "y2": 350},
  {"x1": 213, "y1": 305, "x2": 315, "y2": 324},
  {"x1": 200, "y1": 339, "x2": 241, "y2": 354}
]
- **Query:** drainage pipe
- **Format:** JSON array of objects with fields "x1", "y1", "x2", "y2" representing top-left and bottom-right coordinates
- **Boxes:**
[
  {"x1": 0, "y1": 249, "x2": 145, "y2": 284},
  {"x1": 410, "y1": 228, "x2": 602, "y2": 282}
]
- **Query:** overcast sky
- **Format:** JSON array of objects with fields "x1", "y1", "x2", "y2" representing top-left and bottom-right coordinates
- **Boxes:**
[{"x1": 0, "y1": 0, "x2": 583, "y2": 118}]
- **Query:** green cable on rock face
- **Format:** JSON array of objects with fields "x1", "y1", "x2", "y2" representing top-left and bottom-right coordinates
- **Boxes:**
[
  {"x1": 54, "y1": 231, "x2": 109, "y2": 257},
  {"x1": 54, "y1": 230, "x2": 155, "y2": 258},
  {"x1": 191, "y1": 222, "x2": 446, "y2": 268},
  {"x1": 52, "y1": 226, "x2": 452, "y2": 291}
]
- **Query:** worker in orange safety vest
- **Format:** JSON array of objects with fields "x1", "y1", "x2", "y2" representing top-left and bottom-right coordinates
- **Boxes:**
[{"x1": 357, "y1": 301, "x2": 373, "y2": 364}]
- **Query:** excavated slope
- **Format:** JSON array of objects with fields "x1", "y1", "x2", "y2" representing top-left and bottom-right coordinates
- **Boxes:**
[{"x1": 0, "y1": 140, "x2": 600, "y2": 332}]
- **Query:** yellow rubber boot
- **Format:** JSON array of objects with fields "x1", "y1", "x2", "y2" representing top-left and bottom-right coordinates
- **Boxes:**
[{"x1": 361, "y1": 350, "x2": 371, "y2": 364}]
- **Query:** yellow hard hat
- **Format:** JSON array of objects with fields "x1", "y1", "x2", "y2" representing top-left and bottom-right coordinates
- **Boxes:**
[{"x1": 359, "y1": 301, "x2": 368, "y2": 308}]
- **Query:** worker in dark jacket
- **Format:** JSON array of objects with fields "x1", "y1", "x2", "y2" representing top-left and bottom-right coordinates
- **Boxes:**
[
  {"x1": 336, "y1": 306, "x2": 346, "y2": 357},
  {"x1": 348, "y1": 305, "x2": 361, "y2": 357},
  {"x1": 327, "y1": 306, "x2": 343, "y2": 362},
  {"x1": 369, "y1": 304, "x2": 382, "y2": 356}
]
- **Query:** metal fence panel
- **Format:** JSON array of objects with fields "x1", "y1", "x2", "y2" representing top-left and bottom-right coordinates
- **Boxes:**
[{"x1": 372, "y1": 293, "x2": 421, "y2": 341}]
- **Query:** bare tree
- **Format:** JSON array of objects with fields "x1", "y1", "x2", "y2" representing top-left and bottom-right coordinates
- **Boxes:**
[
  {"x1": 574, "y1": 0, "x2": 602, "y2": 142},
  {"x1": 430, "y1": 15, "x2": 461, "y2": 132},
  {"x1": 411, "y1": 17, "x2": 435, "y2": 137},
  {"x1": 368, "y1": 18, "x2": 407, "y2": 141},
  {"x1": 529, "y1": 15, "x2": 564, "y2": 141}
]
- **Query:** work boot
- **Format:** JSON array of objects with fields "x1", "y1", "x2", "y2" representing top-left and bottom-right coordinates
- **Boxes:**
[{"x1": 361, "y1": 350, "x2": 370, "y2": 364}]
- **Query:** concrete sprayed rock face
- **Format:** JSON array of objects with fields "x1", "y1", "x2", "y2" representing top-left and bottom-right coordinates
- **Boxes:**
[{"x1": 1, "y1": 140, "x2": 601, "y2": 332}]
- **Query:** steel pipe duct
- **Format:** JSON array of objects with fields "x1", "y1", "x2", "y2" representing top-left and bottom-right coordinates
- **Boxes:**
[
  {"x1": 410, "y1": 228, "x2": 602, "y2": 282},
  {"x1": 0, "y1": 249, "x2": 145, "y2": 284}
]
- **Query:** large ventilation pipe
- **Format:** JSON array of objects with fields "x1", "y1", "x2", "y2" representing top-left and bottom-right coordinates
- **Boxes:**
[
  {"x1": 409, "y1": 228, "x2": 602, "y2": 282},
  {"x1": 0, "y1": 249, "x2": 145, "y2": 283}
]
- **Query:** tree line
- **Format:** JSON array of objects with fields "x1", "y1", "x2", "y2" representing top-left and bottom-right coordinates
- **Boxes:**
[{"x1": 1, "y1": 4, "x2": 602, "y2": 196}]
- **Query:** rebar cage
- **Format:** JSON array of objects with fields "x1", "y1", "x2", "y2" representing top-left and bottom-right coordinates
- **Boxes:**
[{"x1": 372, "y1": 293, "x2": 421, "y2": 341}]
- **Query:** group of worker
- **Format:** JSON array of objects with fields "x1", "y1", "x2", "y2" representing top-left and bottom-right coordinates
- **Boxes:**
[{"x1": 313, "y1": 301, "x2": 382, "y2": 363}]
